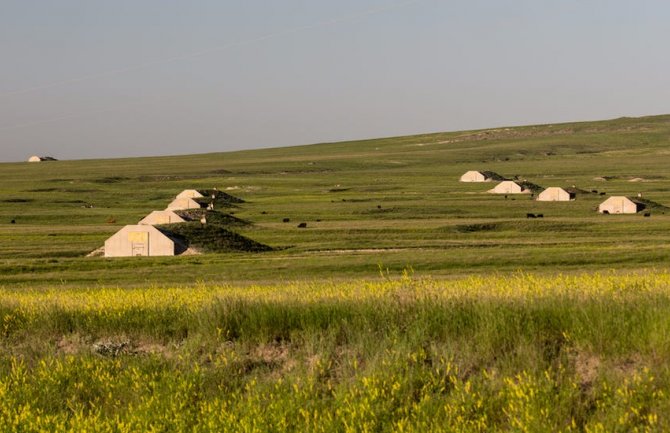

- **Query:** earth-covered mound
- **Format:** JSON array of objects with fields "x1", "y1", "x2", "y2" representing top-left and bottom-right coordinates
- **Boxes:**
[{"x1": 158, "y1": 222, "x2": 272, "y2": 253}]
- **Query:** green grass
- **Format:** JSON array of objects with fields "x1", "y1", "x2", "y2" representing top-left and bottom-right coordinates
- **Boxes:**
[
  {"x1": 3, "y1": 115, "x2": 670, "y2": 430},
  {"x1": 2, "y1": 274, "x2": 670, "y2": 431},
  {"x1": 1, "y1": 114, "x2": 670, "y2": 286},
  {"x1": 160, "y1": 221, "x2": 273, "y2": 253}
]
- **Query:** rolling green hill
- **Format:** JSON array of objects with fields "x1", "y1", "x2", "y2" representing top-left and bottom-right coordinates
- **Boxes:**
[
  {"x1": 4, "y1": 115, "x2": 670, "y2": 430},
  {"x1": 2, "y1": 114, "x2": 670, "y2": 287}
]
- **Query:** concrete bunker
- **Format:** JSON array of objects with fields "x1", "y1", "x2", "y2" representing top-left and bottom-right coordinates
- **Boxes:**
[
  {"x1": 104, "y1": 225, "x2": 183, "y2": 257},
  {"x1": 598, "y1": 196, "x2": 643, "y2": 214},
  {"x1": 537, "y1": 187, "x2": 575, "y2": 202},
  {"x1": 139, "y1": 210, "x2": 186, "y2": 225},
  {"x1": 488, "y1": 181, "x2": 530, "y2": 194}
]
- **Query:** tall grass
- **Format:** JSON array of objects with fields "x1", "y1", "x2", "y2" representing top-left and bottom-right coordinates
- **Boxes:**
[{"x1": 2, "y1": 273, "x2": 670, "y2": 431}]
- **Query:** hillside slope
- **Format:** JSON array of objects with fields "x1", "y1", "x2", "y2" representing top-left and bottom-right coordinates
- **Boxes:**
[{"x1": 1, "y1": 114, "x2": 670, "y2": 286}]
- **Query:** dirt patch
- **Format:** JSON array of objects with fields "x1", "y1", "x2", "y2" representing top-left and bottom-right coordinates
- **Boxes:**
[
  {"x1": 571, "y1": 351, "x2": 646, "y2": 390},
  {"x1": 57, "y1": 334, "x2": 89, "y2": 355},
  {"x1": 224, "y1": 342, "x2": 295, "y2": 378},
  {"x1": 58, "y1": 335, "x2": 179, "y2": 358},
  {"x1": 611, "y1": 354, "x2": 643, "y2": 377},
  {"x1": 573, "y1": 351, "x2": 601, "y2": 389},
  {"x1": 133, "y1": 341, "x2": 172, "y2": 357},
  {"x1": 253, "y1": 342, "x2": 289, "y2": 365},
  {"x1": 306, "y1": 354, "x2": 322, "y2": 374}
]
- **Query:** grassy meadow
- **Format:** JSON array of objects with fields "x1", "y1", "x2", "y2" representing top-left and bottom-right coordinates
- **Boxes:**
[
  {"x1": 2, "y1": 114, "x2": 670, "y2": 430},
  {"x1": 1, "y1": 114, "x2": 670, "y2": 286},
  {"x1": 2, "y1": 273, "x2": 670, "y2": 431}
]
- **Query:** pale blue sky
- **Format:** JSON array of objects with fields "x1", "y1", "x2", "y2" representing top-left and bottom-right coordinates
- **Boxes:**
[{"x1": 1, "y1": 1, "x2": 669, "y2": 162}]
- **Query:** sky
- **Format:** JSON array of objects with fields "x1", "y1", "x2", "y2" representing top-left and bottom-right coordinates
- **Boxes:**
[{"x1": 1, "y1": 0, "x2": 670, "y2": 162}]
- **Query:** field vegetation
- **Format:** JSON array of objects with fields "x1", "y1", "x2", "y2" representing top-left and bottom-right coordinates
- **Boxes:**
[
  {"x1": 1, "y1": 115, "x2": 670, "y2": 286},
  {"x1": 2, "y1": 272, "x2": 670, "y2": 431},
  {"x1": 2, "y1": 115, "x2": 670, "y2": 429}
]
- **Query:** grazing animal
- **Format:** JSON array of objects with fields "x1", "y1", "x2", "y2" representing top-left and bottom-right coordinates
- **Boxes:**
[
  {"x1": 537, "y1": 214, "x2": 544, "y2": 218},
  {"x1": 282, "y1": 218, "x2": 290, "y2": 223},
  {"x1": 297, "y1": 222, "x2": 307, "y2": 228},
  {"x1": 644, "y1": 213, "x2": 651, "y2": 217},
  {"x1": 526, "y1": 213, "x2": 536, "y2": 219}
]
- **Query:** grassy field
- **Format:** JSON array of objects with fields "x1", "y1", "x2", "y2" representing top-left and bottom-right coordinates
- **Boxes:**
[
  {"x1": 2, "y1": 114, "x2": 670, "y2": 430},
  {"x1": 2, "y1": 114, "x2": 670, "y2": 286},
  {"x1": 2, "y1": 273, "x2": 670, "y2": 431}
]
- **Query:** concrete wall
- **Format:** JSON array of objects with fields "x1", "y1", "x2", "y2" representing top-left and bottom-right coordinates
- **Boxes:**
[
  {"x1": 538, "y1": 187, "x2": 571, "y2": 202},
  {"x1": 104, "y1": 225, "x2": 175, "y2": 257},
  {"x1": 166, "y1": 197, "x2": 201, "y2": 210},
  {"x1": 176, "y1": 189, "x2": 204, "y2": 199},
  {"x1": 139, "y1": 210, "x2": 186, "y2": 225},
  {"x1": 599, "y1": 197, "x2": 638, "y2": 214}
]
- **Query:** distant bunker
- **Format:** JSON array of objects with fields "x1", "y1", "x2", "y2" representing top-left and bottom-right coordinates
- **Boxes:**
[
  {"x1": 104, "y1": 225, "x2": 180, "y2": 257},
  {"x1": 488, "y1": 181, "x2": 530, "y2": 194},
  {"x1": 103, "y1": 215, "x2": 269, "y2": 258},
  {"x1": 139, "y1": 210, "x2": 186, "y2": 225},
  {"x1": 598, "y1": 196, "x2": 644, "y2": 214},
  {"x1": 176, "y1": 189, "x2": 204, "y2": 199},
  {"x1": 101, "y1": 187, "x2": 268, "y2": 257},
  {"x1": 459, "y1": 170, "x2": 503, "y2": 182},
  {"x1": 167, "y1": 189, "x2": 245, "y2": 211},
  {"x1": 537, "y1": 187, "x2": 575, "y2": 202},
  {"x1": 28, "y1": 156, "x2": 58, "y2": 162},
  {"x1": 167, "y1": 197, "x2": 202, "y2": 211}
]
